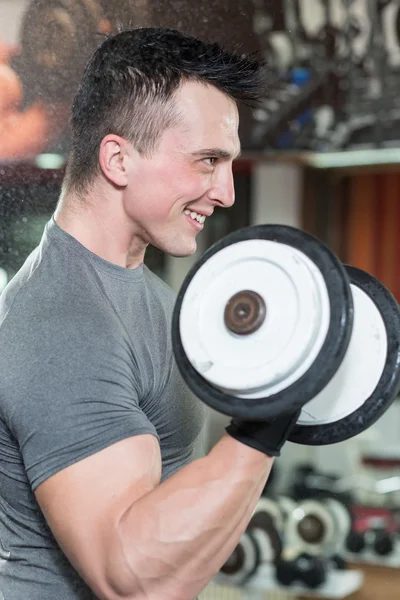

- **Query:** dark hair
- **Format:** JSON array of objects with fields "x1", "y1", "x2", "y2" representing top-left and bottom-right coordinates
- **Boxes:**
[{"x1": 64, "y1": 27, "x2": 266, "y2": 195}]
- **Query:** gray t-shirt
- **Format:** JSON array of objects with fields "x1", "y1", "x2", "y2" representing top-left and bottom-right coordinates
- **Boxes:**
[{"x1": 0, "y1": 217, "x2": 206, "y2": 599}]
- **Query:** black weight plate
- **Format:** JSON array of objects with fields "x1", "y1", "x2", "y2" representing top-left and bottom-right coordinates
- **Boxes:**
[
  {"x1": 172, "y1": 224, "x2": 353, "y2": 420},
  {"x1": 220, "y1": 529, "x2": 261, "y2": 583},
  {"x1": 290, "y1": 265, "x2": 400, "y2": 445},
  {"x1": 17, "y1": 0, "x2": 103, "y2": 103},
  {"x1": 247, "y1": 507, "x2": 283, "y2": 564}
]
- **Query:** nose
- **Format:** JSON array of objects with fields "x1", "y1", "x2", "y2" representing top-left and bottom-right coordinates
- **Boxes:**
[{"x1": 207, "y1": 164, "x2": 235, "y2": 208}]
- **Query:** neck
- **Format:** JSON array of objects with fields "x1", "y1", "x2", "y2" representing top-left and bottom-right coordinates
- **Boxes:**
[{"x1": 54, "y1": 186, "x2": 148, "y2": 269}]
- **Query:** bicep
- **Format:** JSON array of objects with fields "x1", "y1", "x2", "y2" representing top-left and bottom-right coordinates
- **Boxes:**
[{"x1": 35, "y1": 434, "x2": 161, "y2": 598}]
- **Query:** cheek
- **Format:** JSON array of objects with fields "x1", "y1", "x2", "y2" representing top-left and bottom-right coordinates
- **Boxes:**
[
  {"x1": 129, "y1": 163, "x2": 210, "y2": 221},
  {"x1": 169, "y1": 165, "x2": 212, "y2": 199},
  {"x1": 155, "y1": 169, "x2": 210, "y2": 214}
]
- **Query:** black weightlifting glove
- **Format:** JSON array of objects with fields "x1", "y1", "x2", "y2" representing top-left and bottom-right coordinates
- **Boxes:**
[{"x1": 225, "y1": 410, "x2": 301, "y2": 457}]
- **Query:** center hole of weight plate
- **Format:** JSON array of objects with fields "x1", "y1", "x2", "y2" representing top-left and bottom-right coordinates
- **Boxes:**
[
  {"x1": 224, "y1": 290, "x2": 267, "y2": 336},
  {"x1": 297, "y1": 515, "x2": 326, "y2": 544}
]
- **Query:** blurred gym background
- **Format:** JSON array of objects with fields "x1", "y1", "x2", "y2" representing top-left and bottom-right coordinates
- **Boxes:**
[{"x1": 2, "y1": 1, "x2": 400, "y2": 598}]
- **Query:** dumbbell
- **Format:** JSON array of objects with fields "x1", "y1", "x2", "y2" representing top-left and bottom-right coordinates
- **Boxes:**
[
  {"x1": 283, "y1": 497, "x2": 352, "y2": 559},
  {"x1": 324, "y1": 497, "x2": 354, "y2": 554},
  {"x1": 219, "y1": 530, "x2": 260, "y2": 585},
  {"x1": 372, "y1": 528, "x2": 395, "y2": 556},
  {"x1": 273, "y1": 496, "x2": 352, "y2": 590},
  {"x1": 219, "y1": 496, "x2": 285, "y2": 586},
  {"x1": 346, "y1": 530, "x2": 366, "y2": 554},
  {"x1": 275, "y1": 552, "x2": 327, "y2": 589},
  {"x1": 276, "y1": 495, "x2": 297, "y2": 524},
  {"x1": 246, "y1": 497, "x2": 284, "y2": 565},
  {"x1": 172, "y1": 224, "x2": 400, "y2": 446},
  {"x1": 346, "y1": 526, "x2": 395, "y2": 557},
  {"x1": 330, "y1": 554, "x2": 348, "y2": 570},
  {"x1": 219, "y1": 497, "x2": 284, "y2": 585}
]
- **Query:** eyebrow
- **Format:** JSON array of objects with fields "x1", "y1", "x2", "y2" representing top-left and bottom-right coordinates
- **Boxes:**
[{"x1": 191, "y1": 147, "x2": 242, "y2": 160}]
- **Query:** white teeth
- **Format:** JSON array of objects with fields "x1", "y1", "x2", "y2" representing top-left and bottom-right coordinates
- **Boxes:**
[{"x1": 184, "y1": 209, "x2": 207, "y2": 224}]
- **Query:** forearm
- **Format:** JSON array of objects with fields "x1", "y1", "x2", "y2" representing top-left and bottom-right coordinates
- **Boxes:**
[{"x1": 113, "y1": 434, "x2": 272, "y2": 600}]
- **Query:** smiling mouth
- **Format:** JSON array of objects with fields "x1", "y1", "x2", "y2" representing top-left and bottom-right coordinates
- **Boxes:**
[{"x1": 184, "y1": 209, "x2": 207, "y2": 224}]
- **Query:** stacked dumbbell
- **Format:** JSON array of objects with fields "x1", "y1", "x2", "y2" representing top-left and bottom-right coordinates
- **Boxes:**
[
  {"x1": 274, "y1": 495, "x2": 353, "y2": 589},
  {"x1": 219, "y1": 497, "x2": 284, "y2": 586},
  {"x1": 346, "y1": 517, "x2": 398, "y2": 561},
  {"x1": 218, "y1": 493, "x2": 354, "y2": 591},
  {"x1": 290, "y1": 463, "x2": 400, "y2": 564}
]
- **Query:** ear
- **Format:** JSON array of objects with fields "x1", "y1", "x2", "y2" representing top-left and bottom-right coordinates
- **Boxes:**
[{"x1": 98, "y1": 134, "x2": 133, "y2": 187}]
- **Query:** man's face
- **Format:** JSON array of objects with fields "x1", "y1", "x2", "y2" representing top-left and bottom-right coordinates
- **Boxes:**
[{"x1": 124, "y1": 81, "x2": 241, "y2": 257}]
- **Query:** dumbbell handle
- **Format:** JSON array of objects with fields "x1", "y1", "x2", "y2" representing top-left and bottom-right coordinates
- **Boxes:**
[{"x1": 226, "y1": 410, "x2": 301, "y2": 457}]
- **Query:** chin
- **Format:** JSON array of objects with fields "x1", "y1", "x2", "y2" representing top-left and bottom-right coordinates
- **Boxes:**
[
  {"x1": 165, "y1": 239, "x2": 198, "y2": 258},
  {"x1": 169, "y1": 245, "x2": 198, "y2": 258},
  {"x1": 152, "y1": 232, "x2": 198, "y2": 258}
]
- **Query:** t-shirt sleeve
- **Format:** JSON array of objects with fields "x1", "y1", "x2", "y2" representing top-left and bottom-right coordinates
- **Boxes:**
[{"x1": 5, "y1": 311, "x2": 158, "y2": 491}]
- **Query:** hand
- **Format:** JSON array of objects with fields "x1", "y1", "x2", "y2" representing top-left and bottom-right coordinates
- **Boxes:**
[{"x1": 225, "y1": 409, "x2": 301, "y2": 457}]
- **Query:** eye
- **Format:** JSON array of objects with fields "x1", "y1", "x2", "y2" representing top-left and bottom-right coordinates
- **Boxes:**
[{"x1": 203, "y1": 157, "x2": 218, "y2": 166}]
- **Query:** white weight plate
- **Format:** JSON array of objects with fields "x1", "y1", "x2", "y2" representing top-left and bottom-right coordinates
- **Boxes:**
[
  {"x1": 179, "y1": 238, "x2": 330, "y2": 397},
  {"x1": 250, "y1": 529, "x2": 276, "y2": 564},
  {"x1": 278, "y1": 496, "x2": 298, "y2": 522},
  {"x1": 252, "y1": 497, "x2": 285, "y2": 532},
  {"x1": 290, "y1": 265, "x2": 400, "y2": 445},
  {"x1": 172, "y1": 224, "x2": 352, "y2": 421},
  {"x1": 297, "y1": 284, "x2": 387, "y2": 426},
  {"x1": 285, "y1": 500, "x2": 336, "y2": 557},
  {"x1": 219, "y1": 531, "x2": 259, "y2": 584},
  {"x1": 324, "y1": 498, "x2": 353, "y2": 551},
  {"x1": 247, "y1": 498, "x2": 285, "y2": 564}
]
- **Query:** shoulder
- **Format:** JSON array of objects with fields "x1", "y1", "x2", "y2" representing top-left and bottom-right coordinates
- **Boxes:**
[{"x1": 0, "y1": 252, "x2": 123, "y2": 387}]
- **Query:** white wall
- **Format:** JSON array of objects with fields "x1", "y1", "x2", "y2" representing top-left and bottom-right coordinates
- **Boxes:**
[
  {"x1": 0, "y1": 0, "x2": 29, "y2": 44},
  {"x1": 251, "y1": 163, "x2": 302, "y2": 227}
]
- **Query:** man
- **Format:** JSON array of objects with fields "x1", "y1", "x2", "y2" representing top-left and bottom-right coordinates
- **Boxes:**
[{"x1": 0, "y1": 28, "x2": 299, "y2": 599}]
